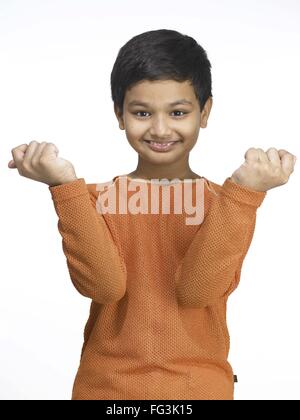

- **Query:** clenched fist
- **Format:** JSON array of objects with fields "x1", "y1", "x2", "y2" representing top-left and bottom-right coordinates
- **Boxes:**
[
  {"x1": 8, "y1": 141, "x2": 78, "y2": 187},
  {"x1": 230, "y1": 148, "x2": 297, "y2": 192}
]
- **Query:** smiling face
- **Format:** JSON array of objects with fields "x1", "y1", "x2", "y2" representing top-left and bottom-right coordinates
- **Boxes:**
[{"x1": 114, "y1": 79, "x2": 213, "y2": 180}]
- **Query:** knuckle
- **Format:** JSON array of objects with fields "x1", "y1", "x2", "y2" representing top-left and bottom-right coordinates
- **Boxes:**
[
  {"x1": 22, "y1": 162, "x2": 30, "y2": 172},
  {"x1": 39, "y1": 156, "x2": 48, "y2": 165},
  {"x1": 31, "y1": 158, "x2": 38, "y2": 167},
  {"x1": 252, "y1": 161, "x2": 261, "y2": 171},
  {"x1": 259, "y1": 162, "x2": 268, "y2": 172},
  {"x1": 29, "y1": 140, "x2": 38, "y2": 146}
]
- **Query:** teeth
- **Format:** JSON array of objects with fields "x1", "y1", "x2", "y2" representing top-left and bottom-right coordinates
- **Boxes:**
[{"x1": 150, "y1": 141, "x2": 174, "y2": 146}]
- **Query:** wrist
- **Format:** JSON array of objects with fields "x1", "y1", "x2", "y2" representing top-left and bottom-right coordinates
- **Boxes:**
[
  {"x1": 229, "y1": 176, "x2": 241, "y2": 185},
  {"x1": 229, "y1": 176, "x2": 267, "y2": 192},
  {"x1": 48, "y1": 176, "x2": 78, "y2": 187}
]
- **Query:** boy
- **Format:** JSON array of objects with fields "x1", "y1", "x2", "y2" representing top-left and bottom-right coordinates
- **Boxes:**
[{"x1": 8, "y1": 29, "x2": 296, "y2": 400}]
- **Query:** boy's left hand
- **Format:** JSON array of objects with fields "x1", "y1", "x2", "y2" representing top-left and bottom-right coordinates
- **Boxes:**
[{"x1": 230, "y1": 147, "x2": 297, "y2": 192}]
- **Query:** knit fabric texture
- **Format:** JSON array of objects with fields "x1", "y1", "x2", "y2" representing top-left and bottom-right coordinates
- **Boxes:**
[{"x1": 49, "y1": 174, "x2": 266, "y2": 400}]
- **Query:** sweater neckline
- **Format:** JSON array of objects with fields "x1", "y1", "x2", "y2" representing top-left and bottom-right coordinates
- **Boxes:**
[{"x1": 114, "y1": 174, "x2": 204, "y2": 184}]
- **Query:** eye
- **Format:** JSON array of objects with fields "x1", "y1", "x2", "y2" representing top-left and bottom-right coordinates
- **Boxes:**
[
  {"x1": 133, "y1": 110, "x2": 188, "y2": 118},
  {"x1": 172, "y1": 110, "x2": 186, "y2": 117},
  {"x1": 135, "y1": 111, "x2": 150, "y2": 118}
]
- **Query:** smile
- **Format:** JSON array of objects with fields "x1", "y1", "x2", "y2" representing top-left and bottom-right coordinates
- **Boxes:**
[{"x1": 143, "y1": 140, "x2": 181, "y2": 152}]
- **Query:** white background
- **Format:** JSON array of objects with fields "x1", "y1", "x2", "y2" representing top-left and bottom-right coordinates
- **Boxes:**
[{"x1": 0, "y1": 0, "x2": 299, "y2": 400}]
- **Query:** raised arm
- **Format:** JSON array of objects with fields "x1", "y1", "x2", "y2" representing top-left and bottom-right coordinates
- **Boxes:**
[
  {"x1": 175, "y1": 177, "x2": 266, "y2": 308},
  {"x1": 49, "y1": 178, "x2": 127, "y2": 304}
]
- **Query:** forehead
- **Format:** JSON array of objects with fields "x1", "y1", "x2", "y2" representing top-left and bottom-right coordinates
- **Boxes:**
[{"x1": 124, "y1": 79, "x2": 197, "y2": 105}]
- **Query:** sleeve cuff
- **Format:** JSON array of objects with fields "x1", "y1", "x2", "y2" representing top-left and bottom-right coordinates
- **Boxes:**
[
  {"x1": 48, "y1": 178, "x2": 89, "y2": 202},
  {"x1": 221, "y1": 177, "x2": 267, "y2": 208}
]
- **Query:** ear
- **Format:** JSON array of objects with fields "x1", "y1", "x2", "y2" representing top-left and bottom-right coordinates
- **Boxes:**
[
  {"x1": 200, "y1": 96, "x2": 213, "y2": 128},
  {"x1": 114, "y1": 104, "x2": 125, "y2": 130}
]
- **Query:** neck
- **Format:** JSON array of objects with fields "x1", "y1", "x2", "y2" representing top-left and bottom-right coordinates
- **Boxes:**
[{"x1": 129, "y1": 156, "x2": 200, "y2": 181}]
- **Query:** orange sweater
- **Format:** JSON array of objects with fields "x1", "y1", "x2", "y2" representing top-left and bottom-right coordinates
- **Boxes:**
[{"x1": 49, "y1": 174, "x2": 266, "y2": 400}]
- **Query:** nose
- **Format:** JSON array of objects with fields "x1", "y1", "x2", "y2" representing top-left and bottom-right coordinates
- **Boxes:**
[{"x1": 149, "y1": 114, "x2": 172, "y2": 139}]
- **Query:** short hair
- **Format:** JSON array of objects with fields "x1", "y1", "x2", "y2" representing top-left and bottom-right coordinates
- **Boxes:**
[{"x1": 110, "y1": 29, "x2": 213, "y2": 116}]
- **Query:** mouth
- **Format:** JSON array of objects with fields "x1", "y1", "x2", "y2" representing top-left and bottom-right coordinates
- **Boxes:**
[{"x1": 143, "y1": 140, "x2": 181, "y2": 152}]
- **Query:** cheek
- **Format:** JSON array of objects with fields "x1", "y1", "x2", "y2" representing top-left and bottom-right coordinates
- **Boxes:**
[
  {"x1": 125, "y1": 121, "x2": 145, "y2": 137},
  {"x1": 179, "y1": 123, "x2": 199, "y2": 139}
]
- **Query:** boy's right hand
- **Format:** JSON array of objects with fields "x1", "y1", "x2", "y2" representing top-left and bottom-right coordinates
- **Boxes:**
[{"x1": 8, "y1": 141, "x2": 78, "y2": 187}]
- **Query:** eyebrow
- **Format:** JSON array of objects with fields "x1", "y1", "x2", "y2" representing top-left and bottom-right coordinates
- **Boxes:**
[{"x1": 128, "y1": 99, "x2": 193, "y2": 107}]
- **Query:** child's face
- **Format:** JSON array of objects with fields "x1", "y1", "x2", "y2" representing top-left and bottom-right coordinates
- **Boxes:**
[{"x1": 114, "y1": 79, "x2": 212, "y2": 171}]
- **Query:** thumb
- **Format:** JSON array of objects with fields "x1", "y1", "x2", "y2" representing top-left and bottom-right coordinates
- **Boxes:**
[
  {"x1": 278, "y1": 149, "x2": 289, "y2": 159},
  {"x1": 281, "y1": 153, "x2": 295, "y2": 176},
  {"x1": 8, "y1": 160, "x2": 17, "y2": 168}
]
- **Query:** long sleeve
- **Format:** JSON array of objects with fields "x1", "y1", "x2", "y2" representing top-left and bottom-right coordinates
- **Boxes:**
[
  {"x1": 175, "y1": 177, "x2": 266, "y2": 308},
  {"x1": 49, "y1": 178, "x2": 127, "y2": 304}
]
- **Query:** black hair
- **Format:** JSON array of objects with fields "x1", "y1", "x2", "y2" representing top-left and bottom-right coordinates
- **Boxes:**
[{"x1": 110, "y1": 29, "x2": 213, "y2": 116}]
